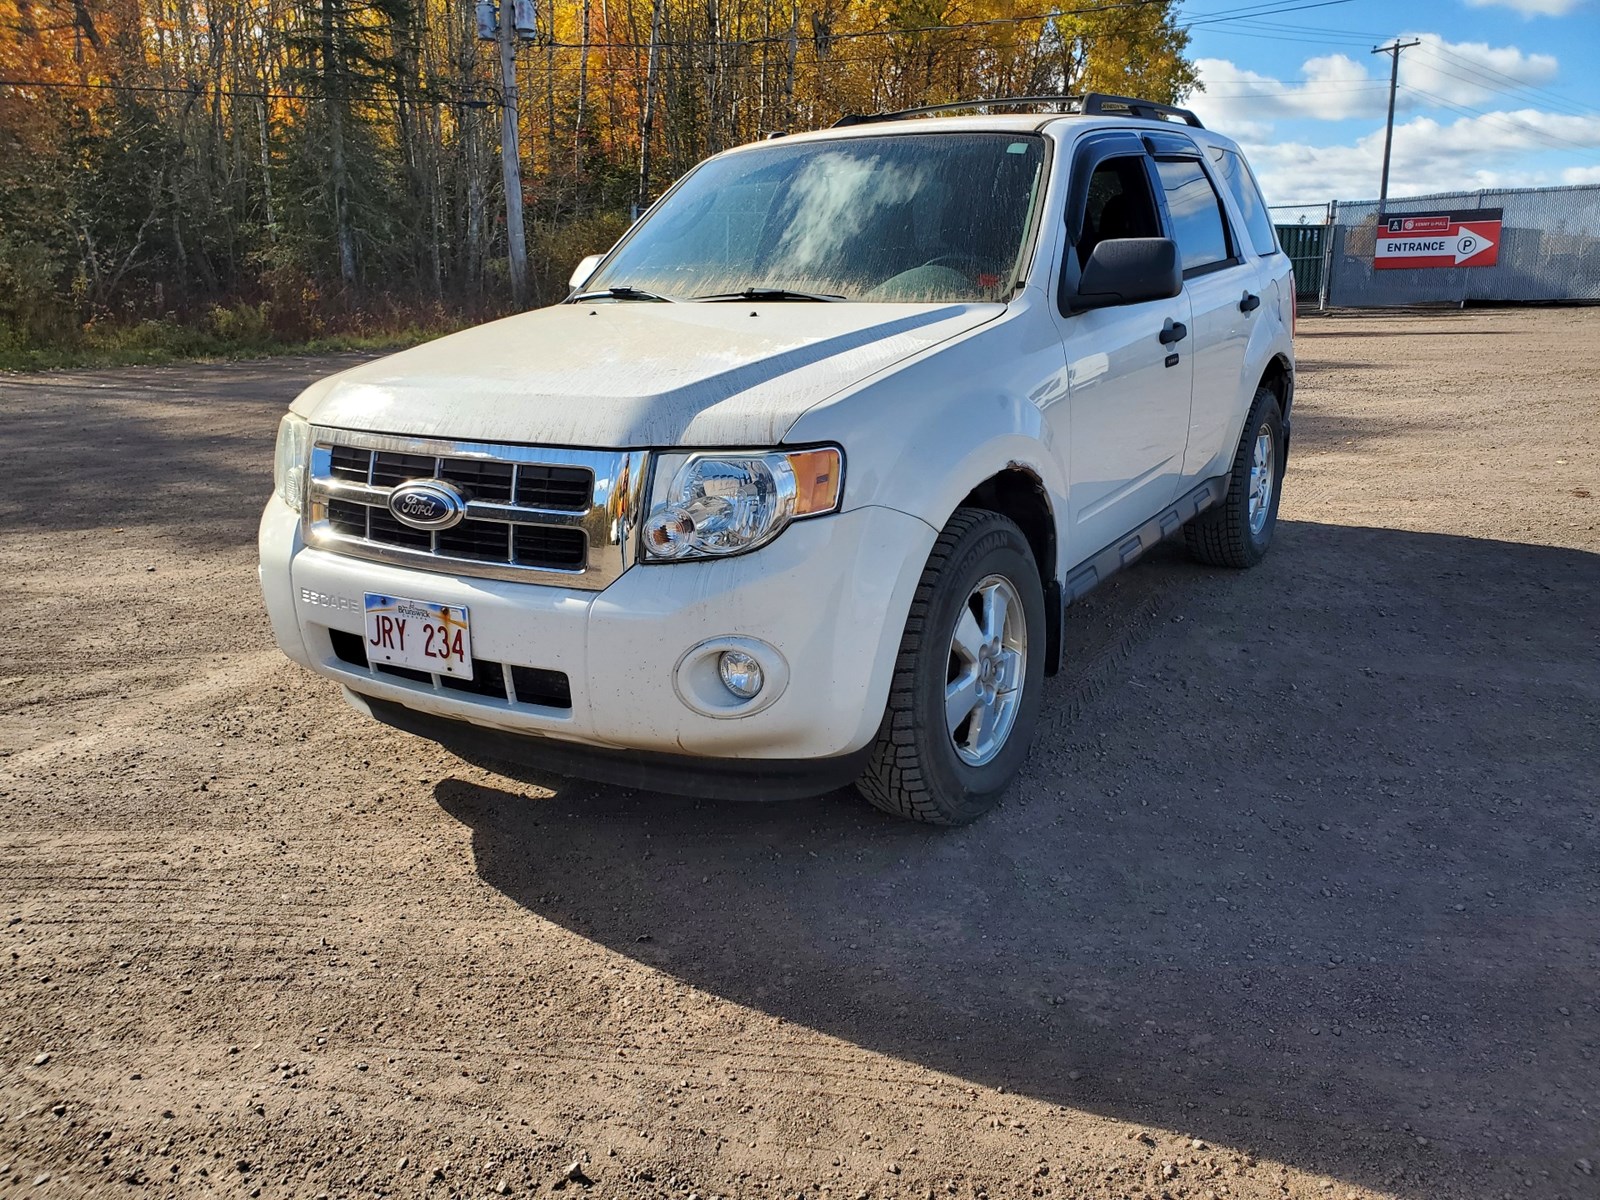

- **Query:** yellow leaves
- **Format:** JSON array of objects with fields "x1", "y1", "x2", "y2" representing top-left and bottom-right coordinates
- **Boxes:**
[{"x1": 0, "y1": 0, "x2": 1198, "y2": 221}]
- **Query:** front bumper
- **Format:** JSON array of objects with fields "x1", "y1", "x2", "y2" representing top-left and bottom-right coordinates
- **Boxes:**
[
  {"x1": 258, "y1": 496, "x2": 935, "y2": 766},
  {"x1": 353, "y1": 693, "x2": 874, "y2": 800}
]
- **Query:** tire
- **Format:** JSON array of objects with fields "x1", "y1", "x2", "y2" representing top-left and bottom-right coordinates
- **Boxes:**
[
  {"x1": 1184, "y1": 386, "x2": 1285, "y2": 569},
  {"x1": 855, "y1": 508, "x2": 1046, "y2": 826}
]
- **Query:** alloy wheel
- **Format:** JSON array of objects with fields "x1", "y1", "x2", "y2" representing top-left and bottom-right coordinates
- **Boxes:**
[{"x1": 945, "y1": 574, "x2": 1028, "y2": 767}]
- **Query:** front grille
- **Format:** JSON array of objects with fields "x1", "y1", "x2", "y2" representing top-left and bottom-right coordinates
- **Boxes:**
[
  {"x1": 513, "y1": 525, "x2": 587, "y2": 568},
  {"x1": 371, "y1": 451, "x2": 440, "y2": 489},
  {"x1": 516, "y1": 465, "x2": 592, "y2": 510},
  {"x1": 304, "y1": 432, "x2": 644, "y2": 588},
  {"x1": 330, "y1": 444, "x2": 371, "y2": 481},
  {"x1": 326, "y1": 498, "x2": 367, "y2": 537},
  {"x1": 436, "y1": 518, "x2": 513, "y2": 562},
  {"x1": 327, "y1": 628, "x2": 573, "y2": 710},
  {"x1": 368, "y1": 506, "x2": 432, "y2": 551},
  {"x1": 439, "y1": 458, "x2": 515, "y2": 503},
  {"x1": 330, "y1": 447, "x2": 591, "y2": 508}
]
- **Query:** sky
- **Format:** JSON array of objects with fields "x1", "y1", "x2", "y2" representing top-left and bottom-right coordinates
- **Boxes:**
[{"x1": 1177, "y1": 0, "x2": 1600, "y2": 210}]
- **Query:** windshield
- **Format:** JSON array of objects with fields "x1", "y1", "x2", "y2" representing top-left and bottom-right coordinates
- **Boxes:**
[{"x1": 585, "y1": 133, "x2": 1047, "y2": 303}]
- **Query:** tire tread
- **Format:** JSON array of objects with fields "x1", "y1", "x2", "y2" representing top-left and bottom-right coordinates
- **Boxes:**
[
  {"x1": 1184, "y1": 386, "x2": 1283, "y2": 569},
  {"x1": 856, "y1": 508, "x2": 1030, "y2": 825}
]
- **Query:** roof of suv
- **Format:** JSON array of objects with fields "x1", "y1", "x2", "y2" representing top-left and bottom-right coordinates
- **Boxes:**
[
  {"x1": 761, "y1": 111, "x2": 1240, "y2": 155},
  {"x1": 832, "y1": 93, "x2": 1202, "y2": 128},
  {"x1": 716, "y1": 91, "x2": 1230, "y2": 153}
]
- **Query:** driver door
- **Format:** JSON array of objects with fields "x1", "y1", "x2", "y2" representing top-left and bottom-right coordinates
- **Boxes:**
[{"x1": 1051, "y1": 138, "x2": 1194, "y2": 564}]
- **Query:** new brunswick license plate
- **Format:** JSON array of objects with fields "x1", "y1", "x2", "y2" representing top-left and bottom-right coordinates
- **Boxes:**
[{"x1": 362, "y1": 593, "x2": 473, "y2": 679}]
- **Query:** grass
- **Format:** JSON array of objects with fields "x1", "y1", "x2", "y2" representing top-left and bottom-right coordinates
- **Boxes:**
[{"x1": 0, "y1": 310, "x2": 472, "y2": 373}]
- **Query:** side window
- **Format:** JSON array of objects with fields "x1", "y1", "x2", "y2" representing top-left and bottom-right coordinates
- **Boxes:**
[
  {"x1": 1153, "y1": 158, "x2": 1233, "y2": 274},
  {"x1": 1076, "y1": 156, "x2": 1162, "y2": 269},
  {"x1": 1210, "y1": 147, "x2": 1279, "y2": 257}
]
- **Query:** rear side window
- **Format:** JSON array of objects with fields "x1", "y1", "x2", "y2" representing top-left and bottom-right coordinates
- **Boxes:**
[
  {"x1": 1210, "y1": 147, "x2": 1278, "y2": 257},
  {"x1": 1154, "y1": 158, "x2": 1233, "y2": 274}
]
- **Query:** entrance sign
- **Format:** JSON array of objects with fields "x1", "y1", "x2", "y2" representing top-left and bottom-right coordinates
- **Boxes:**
[{"x1": 1374, "y1": 208, "x2": 1502, "y2": 270}]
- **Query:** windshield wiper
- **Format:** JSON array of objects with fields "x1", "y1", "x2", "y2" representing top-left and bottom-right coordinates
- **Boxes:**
[
  {"x1": 570, "y1": 285, "x2": 679, "y2": 303},
  {"x1": 694, "y1": 287, "x2": 845, "y2": 302}
]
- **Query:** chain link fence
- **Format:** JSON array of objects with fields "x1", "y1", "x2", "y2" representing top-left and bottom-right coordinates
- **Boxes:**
[
  {"x1": 1270, "y1": 203, "x2": 1333, "y2": 303},
  {"x1": 1317, "y1": 184, "x2": 1600, "y2": 308}
]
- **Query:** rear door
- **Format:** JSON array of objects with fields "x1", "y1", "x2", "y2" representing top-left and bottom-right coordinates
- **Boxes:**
[{"x1": 1146, "y1": 140, "x2": 1261, "y2": 482}]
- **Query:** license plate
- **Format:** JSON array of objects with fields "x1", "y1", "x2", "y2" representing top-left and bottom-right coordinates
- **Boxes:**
[{"x1": 362, "y1": 593, "x2": 473, "y2": 679}]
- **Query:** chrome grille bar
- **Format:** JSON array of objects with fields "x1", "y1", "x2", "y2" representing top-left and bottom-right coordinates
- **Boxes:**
[{"x1": 304, "y1": 427, "x2": 649, "y2": 590}]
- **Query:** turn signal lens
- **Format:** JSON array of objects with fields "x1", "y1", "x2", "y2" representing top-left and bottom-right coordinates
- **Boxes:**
[{"x1": 787, "y1": 448, "x2": 842, "y2": 516}]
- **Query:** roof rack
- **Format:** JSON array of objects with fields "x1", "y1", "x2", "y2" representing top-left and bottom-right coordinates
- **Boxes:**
[{"x1": 831, "y1": 92, "x2": 1203, "y2": 129}]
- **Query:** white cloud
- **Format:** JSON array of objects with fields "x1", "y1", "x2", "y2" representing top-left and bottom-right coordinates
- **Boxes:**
[
  {"x1": 1189, "y1": 56, "x2": 1388, "y2": 126},
  {"x1": 1562, "y1": 165, "x2": 1600, "y2": 183},
  {"x1": 1243, "y1": 110, "x2": 1600, "y2": 203},
  {"x1": 1191, "y1": 36, "x2": 1562, "y2": 130},
  {"x1": 1397, "y1": 33, "x2": 1559, "y2": 107},
  {"x1": 1464, "y1": 0, "x2": 1586, "y2": 18},
  {"x1": 1187, "y1": 34, "x2": 1596, "y2": 201}
]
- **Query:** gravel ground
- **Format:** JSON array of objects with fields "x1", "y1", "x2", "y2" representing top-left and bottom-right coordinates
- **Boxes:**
[{"x1": 1, "y1": 309, "x2": 1597, "y2": 1200}]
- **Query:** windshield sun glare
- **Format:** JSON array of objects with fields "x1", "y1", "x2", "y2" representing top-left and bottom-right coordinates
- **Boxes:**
[{"x1": 586, "y1": 133, "x2": 1046, "y2": 304}]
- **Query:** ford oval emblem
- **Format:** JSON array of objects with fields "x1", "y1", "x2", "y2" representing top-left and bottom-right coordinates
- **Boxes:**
[{"x1": 387, "y1": 479, "x2": 467, "y2": 531}]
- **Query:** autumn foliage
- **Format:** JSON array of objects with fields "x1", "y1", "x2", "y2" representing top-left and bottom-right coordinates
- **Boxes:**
[{"x1": 0, "y1": 0, "x2": 1195, "y2": 357}]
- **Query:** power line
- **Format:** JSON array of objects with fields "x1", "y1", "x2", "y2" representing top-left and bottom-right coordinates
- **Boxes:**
[
  {"x1": 0, "y1": 0, "x2": 1354, "y2": 62},
  {"x1": 526, "y1": 0, "x2": 1355, "y2": 52},
  {"x1": 1407, "y1": 56, "x2": 1592, "y2": 119},
  {"x1": 1202, "y1": 81, "x2": 1384, "y2": 92},
  {"x1": 1194, "y1": 26, "x2": 1600, "y2": 131},
  {"x1": 1399, "y1": 83, "x2": 1600, "y2": 160},
  {"x1": 0, "y1": 75, "x2": 496, "y2": 106},
  {"x1": 1181, "y1": 0, "x2": 1357, "y2": 28},
  {"x1": 1410, "y1": 44, "x2": 1600, "y2": 121},
  {"x1": 1222, "y1": 16, "x2": 1382, "y2": 36},
  {"x1": 1198, "y1": 26, "x2": 1371, "y2": 49},
  {"x1": 0, "y1": 0, "x2": 1377, "y2": 121},
  {"x1": 1201, "y1": 82, "x2": 1386, "y2": 97},
  {"x1": 1202, "y1": 76, "x2": 1376, "y2": 84}
]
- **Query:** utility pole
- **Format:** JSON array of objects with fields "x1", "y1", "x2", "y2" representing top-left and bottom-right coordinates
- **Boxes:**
[
  {"x1": 1371, "y1": 39, "x2": 1420, "y2": 220},
  {"x1": 498, "y1": 0, "x2": 529, "y2": 306}
]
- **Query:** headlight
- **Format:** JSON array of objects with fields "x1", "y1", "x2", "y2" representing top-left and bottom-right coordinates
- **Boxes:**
[
  {"x1": 642, "y1": 447, "x2": 843, "y2": 561},
  {"x1": 273, "y1": 413, "x2": 311, "y2": 513}
]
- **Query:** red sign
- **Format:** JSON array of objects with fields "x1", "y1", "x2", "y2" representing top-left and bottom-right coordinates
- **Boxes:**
[{"x1": 1374, "y1": 208, "x2": 1502, "y2": 270}]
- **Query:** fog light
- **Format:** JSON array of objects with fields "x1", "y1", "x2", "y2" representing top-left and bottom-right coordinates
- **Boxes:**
[{"x1": 717, "y1": 650, "x2": 764, "y2": 699}]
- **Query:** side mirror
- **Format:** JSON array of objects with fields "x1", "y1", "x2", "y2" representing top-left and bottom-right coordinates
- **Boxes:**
[
  {"x1": 569, "y1": 253, "x2": 604, "y2": 292},
  {"x1": 1075, "y1": 238, "x2": 1182, "y2": 309}
]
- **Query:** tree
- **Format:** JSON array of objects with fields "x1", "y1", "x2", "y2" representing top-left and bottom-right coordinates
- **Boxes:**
[{"x1": 0, "y1": 0, "x2": 1199, "y2": 348}]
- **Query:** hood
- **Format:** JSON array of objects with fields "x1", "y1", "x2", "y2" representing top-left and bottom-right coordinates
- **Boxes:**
[{"x1": 291, "y1": 301, "x2": 1001, "y2": 447}]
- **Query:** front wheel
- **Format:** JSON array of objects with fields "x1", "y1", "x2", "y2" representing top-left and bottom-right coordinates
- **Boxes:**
[
  {"x1": 1184, "y1": 386, "x2": 1286, "y2": 569},
  {"x1": 856, "y1": 508, "x2": 1046, "y2": 826}
]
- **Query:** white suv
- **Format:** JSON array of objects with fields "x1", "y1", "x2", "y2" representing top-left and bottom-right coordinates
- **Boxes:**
[{"x1": 260, "y1": 94, "x2": 1295, "y2": 825}]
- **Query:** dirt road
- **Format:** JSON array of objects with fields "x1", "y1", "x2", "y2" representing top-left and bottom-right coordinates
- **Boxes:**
[{"x1": 2, "y1": 310, "x2": 1597, "y2": 1200}]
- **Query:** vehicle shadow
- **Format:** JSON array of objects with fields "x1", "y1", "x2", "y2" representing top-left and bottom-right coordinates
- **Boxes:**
[{"x1": 431, "y1": 520, "x2": 1600, "y2": 1198}]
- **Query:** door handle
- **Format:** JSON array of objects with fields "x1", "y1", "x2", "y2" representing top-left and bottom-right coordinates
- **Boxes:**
[
  {"x1": 1239, "y1": 291, "x2": 1261, "y2": 313},
  {"x1": 1158, "y1": 320, "x2": 1187, "y2": 346}
]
